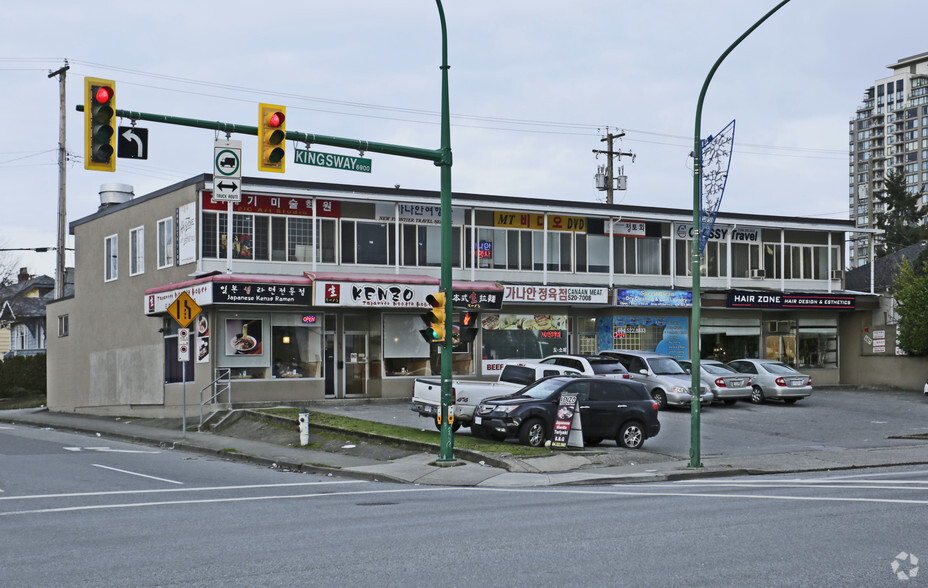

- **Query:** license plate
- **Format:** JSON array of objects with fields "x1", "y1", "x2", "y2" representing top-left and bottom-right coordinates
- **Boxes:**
[
  {"x1": 791, "y1": 379, "x2": 803, "y2": 386},
  {"x1": 474, "y1": 416, "x2": 482, "y2": 425},
  {"x1": 731, "y1": 379, "x2": 743, "y2": 387}
]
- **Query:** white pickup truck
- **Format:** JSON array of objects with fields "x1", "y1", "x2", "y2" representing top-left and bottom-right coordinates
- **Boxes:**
[{"x1": 411, "y1": 361, "x2": 580, "y2": 430}]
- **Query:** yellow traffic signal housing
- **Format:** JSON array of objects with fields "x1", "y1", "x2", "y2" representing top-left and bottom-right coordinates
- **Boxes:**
[
  {"x1": 420, "y1": 292, "x2": 447, "y2": 343},
  {"x1": 258, "y1": 103, "x2": 286, "y2": 173},
  {"x1": 84, "y1": 77, "x2": 116, "y2": 172}
]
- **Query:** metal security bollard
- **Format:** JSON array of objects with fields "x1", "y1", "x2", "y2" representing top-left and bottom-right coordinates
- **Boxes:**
[{"x1": 298, "y1": 408, "x2": 309, "y2": 446}]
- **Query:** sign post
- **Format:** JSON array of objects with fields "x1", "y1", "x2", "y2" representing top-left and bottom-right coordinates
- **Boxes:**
[{"x1": 167, "y1": 292, "x2": 202, "y2": 437}]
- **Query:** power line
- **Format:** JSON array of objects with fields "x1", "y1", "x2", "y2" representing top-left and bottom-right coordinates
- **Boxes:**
[{"x1": 58, "y1": 59, "x2": 847, "y2": 159}]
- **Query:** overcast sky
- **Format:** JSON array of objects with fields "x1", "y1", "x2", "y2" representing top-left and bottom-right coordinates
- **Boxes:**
[{"x1": 2, "y1": 0, "x2": 927, "y2": 277}]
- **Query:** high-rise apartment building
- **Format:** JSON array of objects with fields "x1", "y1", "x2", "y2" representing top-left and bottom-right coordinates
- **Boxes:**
[{"x1": 849, "y1": 52, "x2": 928, "y2": 266}]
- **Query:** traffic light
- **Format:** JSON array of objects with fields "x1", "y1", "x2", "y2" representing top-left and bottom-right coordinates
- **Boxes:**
[
  {"x1": 258, "y1": 103, "x2": 286, "y2": 173},
  {"x1": 419, "y1": 292, "x2": 447, "y2": 343},
  {"x1": 458, "y1": 311, "x2": 479, "y2": 344},
  {"x1": 84, "y1": 77, "x2": 116, "y2": 172}
]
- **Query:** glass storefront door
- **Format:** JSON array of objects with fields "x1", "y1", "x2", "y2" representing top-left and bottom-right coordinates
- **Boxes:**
[{"x1": 343, "y1": 328, "x2": 368, "y2": 397}]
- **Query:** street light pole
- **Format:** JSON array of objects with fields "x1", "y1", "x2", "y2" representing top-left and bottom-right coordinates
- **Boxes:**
[{"x1": 689, "y1": 0, "x2": 792, "y2": 468}]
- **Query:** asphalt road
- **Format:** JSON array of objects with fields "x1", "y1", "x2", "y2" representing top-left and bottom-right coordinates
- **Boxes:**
[{"x1": 2, "y1": 418, "x2": 927, "y2": 586}]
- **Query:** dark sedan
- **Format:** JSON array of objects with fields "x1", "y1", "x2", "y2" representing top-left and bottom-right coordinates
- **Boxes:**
[{"x1": 471, "y1": 376, "x2": 660, "y2": 448}]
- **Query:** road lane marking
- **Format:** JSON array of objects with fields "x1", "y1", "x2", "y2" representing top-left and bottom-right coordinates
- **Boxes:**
[
  {"x1": 0, "y1": 486, "x2": 452, "y2": 516},
  {"x1": 0, "y1": 480, "x2": 365, "y2": 502},
  {"x1": 91, "y1": 464, "x2": 184, "y2": 485}
]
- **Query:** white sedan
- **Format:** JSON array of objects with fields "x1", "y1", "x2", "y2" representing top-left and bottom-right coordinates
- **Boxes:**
[{"x1": 727, "y1": 359, "x2": 812, "y2": 405}]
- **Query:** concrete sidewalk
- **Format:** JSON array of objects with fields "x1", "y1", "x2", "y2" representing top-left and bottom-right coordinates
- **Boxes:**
[{"x1": 4, "y1": 406, "x2": 928, "y2": 487}]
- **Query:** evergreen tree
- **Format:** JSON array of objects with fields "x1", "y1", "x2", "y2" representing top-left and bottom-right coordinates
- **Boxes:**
[
  {"x1": 893, "y1": 257, "x2": 928, "y2": 356},
  {"x1": 874, "y1": 169, "x2": 927, "y2": 257}
]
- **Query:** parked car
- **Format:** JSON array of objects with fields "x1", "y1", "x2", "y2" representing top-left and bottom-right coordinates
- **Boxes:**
[
  {"x1": 538, "y1": 354, "x2": 631, "y2": 379},
  {"x1": 924, "y1": 376, "x2": 928, "y2": 396},
  {"x1": 471, "y1": 376, "x2": 660, "y2": 448},
  {"x1": 726, "y1": 359, "x2": 812, "y2": 404},
  {"x1": 679, "y1": 359, "x2": 753, "y2": 405},
  {"x1": 598, "y1": 350, "x2": 712, "y2": 410}
]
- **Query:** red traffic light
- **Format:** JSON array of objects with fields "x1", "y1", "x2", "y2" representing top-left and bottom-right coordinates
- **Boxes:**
[
  {"x1": 266, "y1": 111, "x2": 285, "y2": 128},
  {"x1": 94, "y1": 85, "x2": 113, "y2": 104}
]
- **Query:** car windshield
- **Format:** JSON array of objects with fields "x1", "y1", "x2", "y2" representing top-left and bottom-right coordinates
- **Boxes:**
[
  {"x1": 589, "y1": 360, "x2": 627, "y2": 375},
  {"x1": 514, "y1": 378, "x2": 565, "y2": 399},
  {"x1": 649, "y1": 357, "x2": 686, "y2": 375},
  {"x1": 703, "y1": 363, "x2": 737, "y2": 375},
  {"x1": 761, "y1": 362, "x2": 799, "y2": 375}
]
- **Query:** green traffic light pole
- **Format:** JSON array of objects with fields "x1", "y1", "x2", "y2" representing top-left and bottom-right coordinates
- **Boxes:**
[
  {"x1": 688, "y1": 0, "x2": 792, "y2": 468},
  {"x1": 435, "y1": 0, "x2": 456, "y2": 463},
  {"x1": 77, "y1": 0, "x2": 457, "y2": 463}
]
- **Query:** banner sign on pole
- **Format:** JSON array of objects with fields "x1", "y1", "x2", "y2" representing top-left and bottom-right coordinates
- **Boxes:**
[{"x1": 699, "y1": 119, "x2": 735, "y2": 254}]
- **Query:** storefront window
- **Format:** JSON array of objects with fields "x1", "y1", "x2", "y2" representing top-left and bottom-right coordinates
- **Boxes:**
[
  {"x1": 700, "y1": 316, "x2": 760, "y2": 362},
  {"x1": 606, "y1": 315, "x2": 689, "y2": 360},
  {"x1": 764, "y1": 319, "x2": 796, "y2": 365},
  {"x1": 797, "y1": 317, "x2": 838, "y2": 369},
  {"x1": 219, "y1": 315, "x2": 269, "y2": 379},
  {"x1": 480, "y1": 314, "x2": 568, "y2": 374},
  {"x1": 382, "y1": 314, "x2": 431, "y2": 376},
  {"x1": 271, "y1": 314, "x2": 324, "y2": 378}
]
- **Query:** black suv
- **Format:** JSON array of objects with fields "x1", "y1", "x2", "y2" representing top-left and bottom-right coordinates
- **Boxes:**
[{"x1": 471, "y1": 376, "x2": 660, "y2": 448}]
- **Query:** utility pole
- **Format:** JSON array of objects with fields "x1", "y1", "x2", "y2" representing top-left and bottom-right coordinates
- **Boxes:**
[
  {"x1": 49, "y1": 60, "x2": 69, "y2": 300},
  {"x1": 592, "y1": 130, "x2": 635, "y2": 204}
]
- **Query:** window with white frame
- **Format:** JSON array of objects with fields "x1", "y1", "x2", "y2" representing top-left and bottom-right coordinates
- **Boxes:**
[
  {"x1": 129, "y1": 226, "x2": 144, "y2": 276},
  {"x1": 104, "y1": 234, "x2": 118, "y2": 281},
  {"x1": 157, "y1": 217, "x2": 174, "y2": 269}
]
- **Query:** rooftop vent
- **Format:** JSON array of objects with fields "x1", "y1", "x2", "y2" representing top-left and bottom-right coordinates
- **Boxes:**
[{"x1": 99, "y1": 183, "x2": 134, "y2": 209}]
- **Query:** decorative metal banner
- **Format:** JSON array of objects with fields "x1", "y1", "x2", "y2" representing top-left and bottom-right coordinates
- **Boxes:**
[{"x1": 699, "y1": 119, "x2": 735, "y2": 254}]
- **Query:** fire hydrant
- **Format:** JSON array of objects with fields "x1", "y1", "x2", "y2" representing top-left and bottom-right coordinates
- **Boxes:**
[{"x1": 298, "y1": 408, "x2": 309, "y2": 446}]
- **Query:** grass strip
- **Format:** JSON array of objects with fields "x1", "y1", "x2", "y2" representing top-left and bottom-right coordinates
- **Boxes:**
[{"x1": 259, "y1": 408, "x2": 550, "y2": 457}]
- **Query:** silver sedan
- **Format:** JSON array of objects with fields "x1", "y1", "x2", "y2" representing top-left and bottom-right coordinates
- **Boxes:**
[
  {"x1": 727, "y1": 359, "x2": 813, "y2": 404},
  {"x1": 680, "y1": 359, "x2": 753, "y2": 405}
]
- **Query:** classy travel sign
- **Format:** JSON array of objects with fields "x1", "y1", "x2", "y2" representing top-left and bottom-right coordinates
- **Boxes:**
[
  {"x1": 675, "y1": 223, "x2": 760, "y2": 243},
  {"x1": 727, "y1": 291, "x2": 855, "y2": 309}
]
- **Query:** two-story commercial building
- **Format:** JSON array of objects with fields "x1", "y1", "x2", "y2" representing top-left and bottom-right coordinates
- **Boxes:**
[{"x1": 46, "y1": 175, "x2": 875, "y2": 417}]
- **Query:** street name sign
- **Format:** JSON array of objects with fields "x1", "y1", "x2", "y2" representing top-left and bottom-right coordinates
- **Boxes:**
[
  {"x1": 213, "y1": 139, "x2": 242, "y2": 202},
  {"x1": 294, "y1": 148, "x2": 371, "y2": 173}
]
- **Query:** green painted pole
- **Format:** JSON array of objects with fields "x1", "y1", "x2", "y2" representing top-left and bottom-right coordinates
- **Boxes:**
[
  {"x1": 689, "y1": 0, "x2": 792, "y2": 468},
  {"x1": 435, "y1": 0, "x2": 455, "y2": 462},
  {"x1": 76, "y1": 106, "x2": 443, "y2": 164}
]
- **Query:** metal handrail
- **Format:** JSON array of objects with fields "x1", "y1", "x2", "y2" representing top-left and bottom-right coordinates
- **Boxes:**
[{"x1": 199, "y1": 368, "x2": 232, "y2": 429}]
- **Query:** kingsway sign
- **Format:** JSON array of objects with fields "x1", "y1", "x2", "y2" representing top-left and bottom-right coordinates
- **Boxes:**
[{"x1": 294, "y1": 149, "x2": 372, "y2": 173}]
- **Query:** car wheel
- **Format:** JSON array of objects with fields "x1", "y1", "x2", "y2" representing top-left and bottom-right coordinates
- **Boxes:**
[
  {"x1": 518, "y1": 418, "x2": 547, "y2": 447},
  {"x1": 434, "y1": 415, "x2": 461, "y2": 432},
  {"x1": 783, "y1": 398, "x2": 799, "y2": 405},
  {"x1": 751, "y1": 386, "x2": 766, "y2": 404},
  {"x1": 651, "y1": 389, "x2": 668, "y2": 410},
  {"x1": 584, "y1": 437, "x2": 603, "y2": 446},
  {"x1": 618, "y1": 422, "x2": 645, "y2": 449}
]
